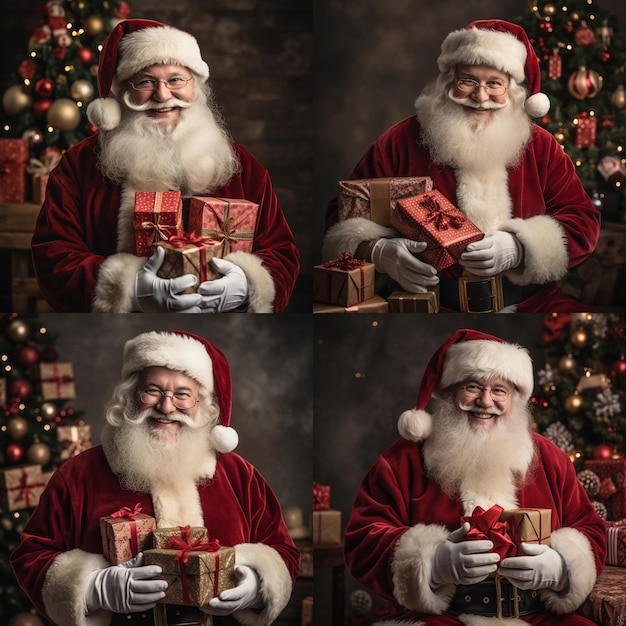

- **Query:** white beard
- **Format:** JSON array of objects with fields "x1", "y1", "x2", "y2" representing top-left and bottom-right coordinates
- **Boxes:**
[
  {"x1": 97, "y1": 88, "x2": 239, "y2": 195},
  {"x1": 423, "y1": 396, "x2": 536, "y2": 515}
]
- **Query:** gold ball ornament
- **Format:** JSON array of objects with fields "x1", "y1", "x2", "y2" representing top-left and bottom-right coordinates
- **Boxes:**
[
  {"x1": 554, "y1": 129, "x2": 567, "y2": 144},
  {"x1": 559, "y1": 354, "x2": 577, "y2": 371},
  {"x1": 26, "y1": 441, "x2": 51, "y2": 465},
  {"x1": 83, "y1": 15, "x2": 105, "y2": 37},
  {"x1": 564, "y1": 392, "x2": 584, "y2": 414},
  {"x1": 2, "y1": 85, "x2": 32, "y2": 117},
  {"x1": 543, "y1": 381, "x2": 557, "y2": 395},
  {"x1": 69, "y1": 79, "x2": 95, "y2": 102},
  {"x1": 6, "y1": 416, "x2": 29, "y2": 440},
  {"x1": 570, "y1": 327, "x2": 588, "y2": 348},
  {"x1": 40, "y1": 401, "x2": 58, "y2": 420},
  {"x1": 611, "y1": 85, "x2": 626, "y2": 110},
  {"x1": 46, "y1": 98, "x2": 81, "y2": 131},
  {"x1": 543, "y1": 4, "x2": 557, "y2": 17},
  {"x1": 6, "y1": 319, "x2": 30, "y2": 342},
  {"x1": 8, "y1": 613, "x2": 44, "y2": 626}
]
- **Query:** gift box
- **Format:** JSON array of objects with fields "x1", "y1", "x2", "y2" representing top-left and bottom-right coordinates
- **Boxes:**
[
  {"x1": 312, "y1": 254, "x2": 375, "y2": 307},
  {"x1": 188, "y1": 196, "x2": 258, "y2": 255},
  {"x1": 312, "y1": 509, "x2": 342, "y2": 545},
  {"x1": 153, "y1": 526, "x2": 208, "y2": 549},
  {"x1": 391, "y1": 190, "x2": 483, "y2": 272},
  {"x1": 313, "y1": 295, "x2": 388, "y2": 314},
  {"x1": 0, "y1": 139, "x2": 28, "y2": 202},
  {"x1": 26, "y1": 150, "x2": 61, "y2": 204},
  {"x1": 388, "y1": 287, "x2": 439, "y2": 313},
  {"x1": 0, "y1": 464, "x2": 45, "y2": 511},
  {"x1": 134, "y1": 191, "x2": 184, "y2": 256},
  {"x1": 575, "y1": 113, "x2": 597, "y2": 149},
  {"x1": 499, "y1": 508, "x2": 552, "y2": 549},
  {"x1": 461, "y1": 505, "x2": 517, "y2": 560},
  {"x1": 584, "y1": 459, "x2": 626, "y2": 520},
  {"x1": 56, "y1": 424, "x2": 92, "y2": 461},
  {"x1": 337, "y1": 177, "x2": 433, "y2": 226},
  {"x1": 301, "y1": 596, "x2": 313, "y2": 626},
  {"x1": 578, "y1": 565, "x2": 626, "y2": 625},
  {"x1": 605, "y1": 520, "x2": 626, "y2": 567},
  {"x1": 313, "y1": 482, "x2": 331, "y2": 511},
  {"x1": 100, "y1": 504, "x2": 156, "y2": 565},
  {"x1": 36, "y1": 362, "x2": 76, "y2": 400},
  {"x1": 144, "y1": 529, "x2": 236, "y2": 606},
  {"x1": 154, "y1": 237, "x2": 223, "y2": 293}
]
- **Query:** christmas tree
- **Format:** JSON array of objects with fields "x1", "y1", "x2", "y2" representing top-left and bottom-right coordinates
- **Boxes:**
[
  {"x1": 0, "y1": 313, "x2": 89, "y2": 625},
  {"x1": 515, "y1": 0, "x2": 626, "y2": 221},
  {"x1": 0, "y1": 0, "x2": 135, "y2": 170}
]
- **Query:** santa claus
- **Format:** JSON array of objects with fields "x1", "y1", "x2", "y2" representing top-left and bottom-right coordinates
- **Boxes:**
[
  {"x1": 343, "y1": 329, "x2": 606, "y2": 625},
  {"x1": 324, "y1": 20, "x2": 600, "y2": 313},
  {"x1": 31, "y1": 19, "x2": 300, "y2": 313},
  {"x1": 11, "y1": 330, "x2": 300, "y2": 626}
]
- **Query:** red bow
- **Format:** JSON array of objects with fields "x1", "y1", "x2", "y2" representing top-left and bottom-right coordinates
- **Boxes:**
[
  {"x1": 421, "y1": 195, "x2": 465, "y2": 230},
  {"x1": 322, "y1": 252, "x2": 365, "y2": 271},
  {"x1": 461, "y1": 505, "x2": 517, "y2": 560},
  {"x1": 168, "y1": 232, "x2": 207, "y2": 249},
  {"x1": 111, "y1": 503, "x2": 143, "y2": 519}
]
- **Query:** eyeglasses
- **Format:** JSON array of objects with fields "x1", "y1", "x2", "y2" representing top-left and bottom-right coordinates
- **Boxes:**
[
  {"x1": 130, "y1": 77, "x2": 193, "y2": 92},
  {"x1": 139, "y1": 387, "x2": 199, "y2": 410},
  {"x1": 461, "y1": 383, "x2": 514, "y2": 401},
  {"x1": 456, "y1": 77, "x2": 508, "y2": 97}
]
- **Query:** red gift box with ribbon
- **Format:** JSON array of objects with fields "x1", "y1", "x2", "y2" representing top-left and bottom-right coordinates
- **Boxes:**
[
  {"x1": 391, "y1": 190, "x2": 484, "y2": 273},
  {"x1": 461, "y1": 505, "x2": 517, "y2": 560},
  {"x1": 0, "y1": 138, "x2": 28, "y2": 202},
  {"x1": 144, "y1": 525, "x2": 236, "y2": 606},
  {"x1": 605, "y1": 519, "x2": 626, "y2": 567},
  {"x1": 134, "y1": 191, "x2": 184, "y2": 256},
  {"x1": 312, "y1": 253, "x2": 375, "y2": 307},
  {"x1": 100, "y1": 503, "x2": 156, "y2": 565},
  {"x1": 188, "y1": 196, "x2": 258, "y2": 255},
  {"x1": 36, "y1": 362, "x2": 76, "y2": 400},
  {"x1": 313, "y1": 481, "x2": 331, "y2": 511},
  {"x1": 584, "y1": 459, "x2": 626, "y2": 521},
  {"x1": 0, "y1": 464, "x2": 46, "y2": 511}
]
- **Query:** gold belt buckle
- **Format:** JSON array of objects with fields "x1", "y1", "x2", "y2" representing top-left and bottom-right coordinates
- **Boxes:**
[
  {"x1": 458, "y1": 275, "x2": 504, "y2": 313},
  {"x1": 495, "y1": 574, "x2": 520, "y2": 619},
  {"x1": 153, "y1": 605, "x2": 213, "y2": 626}
]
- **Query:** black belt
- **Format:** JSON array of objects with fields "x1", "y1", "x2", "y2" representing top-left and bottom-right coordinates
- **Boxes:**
[
  {"x1": 438, "y1": 275, "x2": 544, "y2": 312},
  {"x1": 448, "y1": 575, "x2": 544, "y2": 618},
  {"x1": 109, "y1": 606, "x2": 232, "y2": 626}
]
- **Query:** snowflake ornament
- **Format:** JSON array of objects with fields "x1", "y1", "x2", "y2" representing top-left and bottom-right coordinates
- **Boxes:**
[
  {"x1": 543, "y1": 421, "x2": 574, "y2": 452},
  {"x1": 593, "y1": 388, "x2": 621, "y2": 418}
]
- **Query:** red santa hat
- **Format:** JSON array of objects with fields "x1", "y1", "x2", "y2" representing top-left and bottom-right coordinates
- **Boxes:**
[
  {"x1": 437, "y1": 19, "x2": 550, "y2": 118},
  {"x1": 121, "y1": 330, "x2": 238, "y2": 453},
  {"x1": 398, "y1": 328, "x2": 534, "y2": 442},
  {"x1": 86, "y1": 19, "x2": 210, "y2": 131}
]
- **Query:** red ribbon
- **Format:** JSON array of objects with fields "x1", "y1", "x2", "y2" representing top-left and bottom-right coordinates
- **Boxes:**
[
  {"x1": 167, "y1": 526, "x2": 221, "y2": 605},
  {"x1": 461, "y1": 505, "x2": 517, "y2": 560},
  {"x1": 39, "y1": 363, "x2": 74, "y2": 398},
  {"x1": 321, "y1": 253, "x2": 366, "y2": 303},
  {"x1": 3, "y1": 467, "x2": 44, "y2": 508},
  {"x1": 111, "y1": 503, "x2": 143, "y2": 556},
  {"x1": 167, "y1": 233, "x2": 217, "y2": 283},
  {"x1": 421, "y1": 195, "x2": 465, "y2": 230}
]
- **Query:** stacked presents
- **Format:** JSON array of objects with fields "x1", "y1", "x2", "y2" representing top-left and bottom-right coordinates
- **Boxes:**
[{"x1": 313, "y1": 177, "x2": 483, "y2": 313}]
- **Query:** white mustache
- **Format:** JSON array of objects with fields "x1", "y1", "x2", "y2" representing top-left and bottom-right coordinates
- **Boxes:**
[
  {"x1": 447, "y1": 89, "x2": 509, "y2": 110},
  {"x1": 459, "y1": 401, "x2": 505, "y2": 417},
  {"x1": 125, "y1": 407, "x2": 198, "y2": 428},
  {"x1": 122, "y1": 91, "x2": 195, "y2": 112}
]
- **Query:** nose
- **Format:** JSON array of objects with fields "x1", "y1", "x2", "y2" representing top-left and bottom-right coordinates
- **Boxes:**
[
  {"x1": 153, "y1": 81, "x2": 173, "y2": 101},
  {"x1": 156, "y1": 394, "x2": 177, "y2": 413},
  {"x1": 472, "y1": 84, "x2": 490, "y2": 103},
  {"x1": 476, "y1": 387, "x2": 495, "y2": 407}
]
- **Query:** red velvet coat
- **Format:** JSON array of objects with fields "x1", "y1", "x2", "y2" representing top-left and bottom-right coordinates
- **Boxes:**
[
  {"x1": 344, "y1": 434, "x2": 606, "y2": 625},
  {"x1": 11, "y1": 446, "x2": 300, "y2": 625},
  {"x1": 325, "y1": 116, "x2": 601, "y2": 313},
  {"x1": 31, "y1": 135, "x2": 300, "y2": 312}
]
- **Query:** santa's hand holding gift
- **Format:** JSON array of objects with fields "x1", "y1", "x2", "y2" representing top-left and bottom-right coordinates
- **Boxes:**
[
  {"x1": 31, "y1": 19, "x2": 299, "y2": 313},
  {"x1": 11, "y1": 330, "x2": 300, "y2": 626},
  {"x1": 344, "y1": 329, "x2": 606, "y2": 625},
  {"x1": 324, "y1": 20, "x2": 600, "y2": 313}
]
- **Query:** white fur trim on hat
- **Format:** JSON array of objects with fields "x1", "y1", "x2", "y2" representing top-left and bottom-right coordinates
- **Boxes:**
[
  {"x1": 122, "y1": 331, "x2": 214, "y2": 393},
  {"x1": 86, "y1": 97, "x2": 122, "y2": 131},
  {"x1": 398, "y1": 409, "x2": 432, "y2": 442},
  {"x1": 524, "y1": 92, "x2": 550, "y2": 118},
  {"x1": 211, "y1": 424, "x2": 239, "y2": 454}
]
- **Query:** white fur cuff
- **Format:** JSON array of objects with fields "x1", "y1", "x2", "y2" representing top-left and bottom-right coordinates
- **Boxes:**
[
  {"x1": 224, "y1": 250, "x2": 275, "y2": 313},
  {"x1": 92, "y1": 253, "x2": 146, "y2": 312},
  {"x1": 322, "y1": 217, "x2": 396, "y2": 261}
]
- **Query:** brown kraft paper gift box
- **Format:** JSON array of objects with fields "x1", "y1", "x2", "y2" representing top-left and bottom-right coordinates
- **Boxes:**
[
  {"x1": 312, "y1": 255, "x2": 375, "y2": 307},
  {"x1": 0, "y1": 464, "x2": 45, "y2": 511},
  {"x1": 312, "y1": 509, "x2": 342, "y2": 545},
  {"x1": 499, "y1": 508, "x2": 551, "y2": 549},
  {"x1": 388, "y1": 287, "x2": 440, "y2": 313}
]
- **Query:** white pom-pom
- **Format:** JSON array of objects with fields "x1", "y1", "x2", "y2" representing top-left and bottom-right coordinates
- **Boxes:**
[
  {"x1": 398, "y1": 409, "x2": 432, "y2": 442},
  {"x1": 86, "y1": 98, "x2": 122, "y2": 130},
  {"x1": 211, "y1": 424, "x2": 238, "y2": 453},
  {"x1": 524, "y1": 92, "x2": 550, "y2": 118}
]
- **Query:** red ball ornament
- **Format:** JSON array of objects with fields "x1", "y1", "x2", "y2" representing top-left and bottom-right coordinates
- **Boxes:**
[
  {"x1": 75, "y1": 47, "x2": 95, "y2": 65},
  {"x1": 33, "y1": 98, "x2": 52, "y2": 118},
  {"x1": 15, "y1": 345, "x2": 40, "y2": 367},
  {"x1": 602, "y1": 50, "x2": 611, "y2": 63},
  {"x1": 5, "y1": 443, "x2": 24, "y2": 463},
  {"x1": 8, "y1": 378, "x2": 32, "y2": 401},
  {"x1": 568, "y1": 66, "x2": 603, "y2": 100},
  {"x1": 574, "y1": 25, "x2": 596, "y2": 46},
  {"x1": 611, "y1": 357, "x2": 626, "y2": 378},
  {"x1": 35, "y1": 78, "x2": 55, "y2": 98},
  {"x1": 593, "y1": 444, "x2": 614, "y2": 460}
]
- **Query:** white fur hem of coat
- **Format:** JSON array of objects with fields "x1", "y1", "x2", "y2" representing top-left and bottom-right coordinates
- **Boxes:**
[
  {"x1": 539, "y1": 527, "x2": 598, "y2": 613},
  {"x1": 223, "y1": 250, "x2": 275, "y2": 313},
  {"x1": 391, "y1": 523, "x2": 454, "y2": 613},
  {"x1": 500, "y1": 215, "x2": 569, "y2": 286},
  {"x1": 92, "y1": 253, "x2": 145, "y2": 312},
  {"x1": 42, "y1": 549, "x2": 111, "y2": 626},
  {"x1": 232, "y1": 542, "x2": 293, "y2": 626},
  {"x1": 322, "y1": 217, "x2": 396, "y2": 260}
]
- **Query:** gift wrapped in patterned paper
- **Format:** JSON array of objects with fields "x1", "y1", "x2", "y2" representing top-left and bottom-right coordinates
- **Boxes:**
[
  {"x1": 313, "y1": 481, "x2": 331, "y2": 511},
  {"x1": 100, "y1": 504, "x2": 156, "y2": 565},
  {"x1": 605, "y1": 519, "x2": 626, "y2": 567},
  {"x1": 36, "y1": 362, "x2": 76, "y2": 400},
  {"x1": 0, "y1": 464, "x2": 45, "y2": 511},
  {"x1": 153, "y1": 526, "x2": 208, "y2": 549},
  {"x1": 188, "y1": 196, "x2": 258, "y2": 255},
  {"x1": 337, "y1": 177, "x2": 433, "y2": 226},
  {"x1": 584, "y1": 459, "x2": 626, "y2": 521},
  {"x1": 0, "y1": 138, "x2": 28, "y2": 202},
  {"x1": 134, "y1": 191, "x2": 184, "y2": 256},
  {"x1": 578, "y1": 565, "x2": 626, "y2": 625},
  {"x1": 391, "y1": 190, "x2": 484, "y2": 273}
]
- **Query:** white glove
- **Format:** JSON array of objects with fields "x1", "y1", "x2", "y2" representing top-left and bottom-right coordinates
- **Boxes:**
[
  {"x1": 460, "y1": 231, "x2": 523, "y2": 276},
  {"x1": 197, "y1": 257, "x2": 248, "y2": 312},
  {"x1": 498, "y1": 542, "x2": 568, "y2": 591},
  {"x1": 201, "y1": 565, "x2": 263, "y2": 615},
  {"x1": 370, "y1": 238, "x2": 439, "y2": 293},
  {"x1": 84, "y1": 553, "x2": 167, "y2": 615},
  {"x1": 431, "y1": 523, "x2": 500, "y2": 587},
  {"x1": 132, "y1": 247, "x2": 203, "y2": 312}
]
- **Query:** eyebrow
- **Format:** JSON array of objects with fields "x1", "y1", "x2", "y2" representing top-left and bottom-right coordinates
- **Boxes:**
[{"x1": 143, "y1": 381, "x2": 195, "y2": 392}]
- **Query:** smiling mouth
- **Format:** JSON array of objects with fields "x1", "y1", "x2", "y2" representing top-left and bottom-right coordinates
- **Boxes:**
[
  {"x1": 469, "y1": 411, "x2": 498, "y2": 420},
  {"x1": 150, "y1": 416, "x2": 179, "y2": 425}
]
